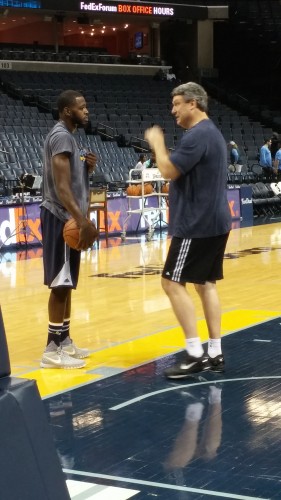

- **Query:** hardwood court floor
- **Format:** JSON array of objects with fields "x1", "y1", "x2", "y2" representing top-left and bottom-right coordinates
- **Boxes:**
[
  {"x1": 1, "y1": 220, "x2": 281, "y2": 397},
  {"x1": 2, "y1": 221, "x2": 281, "y2": 499}
]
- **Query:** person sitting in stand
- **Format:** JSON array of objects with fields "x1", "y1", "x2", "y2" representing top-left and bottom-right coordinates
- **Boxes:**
[
  {"x1": 144, "y1": 151, "x2": 157, "y2": 169},
  {"x1": 132, "y1": 153, "x2": 147, "y2": 180},
  {"x1": 166, "y1": 68, "x2": 177, "y2": 82},
  {"x1": 135, "y1": 154, "x2": 147, "y2": 171}
]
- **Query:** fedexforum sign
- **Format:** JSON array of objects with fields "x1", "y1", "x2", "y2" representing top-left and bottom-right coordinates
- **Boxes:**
[
  {"x1": 80, "y1": 1, "x2": 174, "y2": 16},
  {"x1": 3, "y1": 0, "x2": 225, "y2": 20}
]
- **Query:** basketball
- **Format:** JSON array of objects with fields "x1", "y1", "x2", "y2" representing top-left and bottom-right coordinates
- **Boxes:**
[
  {"x1": 126, "y1": 185, "x2": 136, "y2": 196},
  {"x1": 126, "y1": 184, "x2": 141, "y2": 196},
  {"x1": 161, "y1": 182, "x2": 169, "y2": 193},
  {"x1": 135, "y1": 184, "x2": 142, "y2": 196},
  {"x1": 144, "y1": 183, "x2": 153, "y2": 194},
  {"x1": 63, "y1": 218, "x2": 80, "y2": 249}
]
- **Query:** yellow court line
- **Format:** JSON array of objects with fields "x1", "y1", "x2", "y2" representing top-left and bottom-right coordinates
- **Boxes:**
[
  {"x1": 17, "y1": 309, "x2": 281, "y2": 398},
  {"x1": 22, "y1": 370, "x2": 101, "y2": 398},
  {"x1": 201, "y1": 309, "x2": 281, "y2": 340}
]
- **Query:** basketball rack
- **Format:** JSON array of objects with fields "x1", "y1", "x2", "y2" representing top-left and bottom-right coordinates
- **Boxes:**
[{"x1": 121, "y1": 168, "x2": 169, "y2": 242}]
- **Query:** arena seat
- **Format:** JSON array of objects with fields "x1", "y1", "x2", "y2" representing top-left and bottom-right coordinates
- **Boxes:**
[{"x1": 252, "y1": 182, "x2": 281, "y2": 216}]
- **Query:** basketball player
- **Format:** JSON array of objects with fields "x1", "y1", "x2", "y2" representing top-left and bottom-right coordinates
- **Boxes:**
[
  {"x1": 40, "y1": 90, "x2": 98, "y2": 369},
  {"x1": 145, "y1": 82, "x2": 231, "y2": 379}
]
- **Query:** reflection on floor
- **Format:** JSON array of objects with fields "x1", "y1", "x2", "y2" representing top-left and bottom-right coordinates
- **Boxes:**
[{"x1": 45, "y1": 318, "x2": 281, "y2": 499}]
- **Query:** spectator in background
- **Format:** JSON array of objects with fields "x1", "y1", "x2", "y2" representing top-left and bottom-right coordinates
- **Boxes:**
[
  {"x1": 228, "y1": 141, "x2": 242, "y2": 173},
  {"x1": 144, "y1": 151, "x2": 157, "y2": 168},
  {"x1": 273, "y1": 141, "x2": 281, "y2": 180},
  {"x1": 259, "y1": 138, "x2": 273, "y2": 179},
  {"x1": 135, "y1": 153, "x2": 147, "y2": 171},
  {"x1": 166, "y1": 68, "x2": 177, "y2": 82},
  {"x1": 271, "y1": 132, "x2": 280, "y2": 160}
]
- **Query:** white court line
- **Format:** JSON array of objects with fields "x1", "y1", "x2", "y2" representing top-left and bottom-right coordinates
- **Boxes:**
[
  {"x1": 63, "y1": 469, "x2": 270, "y2": 500},
  {"x1": 110, "y1": 376, "x2": 281, "y2": 410},
  {"x1": 66, "y1": 479, "x2": 138, "y2": 500},
  {"x1": 253, "y1": 339, "x2": 272, "y2": 342}
]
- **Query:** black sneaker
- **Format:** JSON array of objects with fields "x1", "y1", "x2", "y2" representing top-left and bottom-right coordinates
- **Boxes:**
[
  {"x1": 206, "y1": 354, "x2": 225, "y2": 373},
  {"x1": 164, "y1": 353, "x2": 210, "y2": 380}
]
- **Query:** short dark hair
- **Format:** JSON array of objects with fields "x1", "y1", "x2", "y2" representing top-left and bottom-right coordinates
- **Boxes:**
[{"x1": 57, "y1": 90, "x2": 83, "y2": 113}]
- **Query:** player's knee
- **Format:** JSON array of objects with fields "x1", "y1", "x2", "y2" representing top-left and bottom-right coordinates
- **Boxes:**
[
  {"x1": 161, "y1": 277, "x2": 170, "y2": 294},
  {"x1": 161, "y1": 277, "x2": 183, "y2": 296}
]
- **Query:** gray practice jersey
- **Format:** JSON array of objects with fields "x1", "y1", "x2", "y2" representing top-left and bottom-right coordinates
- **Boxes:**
[{"x1": 41, "y1": 121, "x2": 89, "y2": 221}]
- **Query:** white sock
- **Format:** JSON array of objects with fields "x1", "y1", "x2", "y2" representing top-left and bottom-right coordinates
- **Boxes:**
[
  {"x1": 208, "y1": 338, "x2": 222, "y2": 358},
  {"x1": 208, "y1": 386, "x2": 222, "y2": 405},
  {"x1": 185, "y1": 402, "x2": 204, "y2": 421},
  {"x1": 186, "y1": 337, "x2": 204, "y2": 358}
]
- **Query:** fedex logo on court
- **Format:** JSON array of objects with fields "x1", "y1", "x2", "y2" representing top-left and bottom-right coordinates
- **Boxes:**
[{"x1": 227, "y1": 190, "x2": 240, "y2": 219}]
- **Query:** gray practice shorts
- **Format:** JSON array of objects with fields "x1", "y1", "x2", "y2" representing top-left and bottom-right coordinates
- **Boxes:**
[
  {"x1": 40, "y1": 206, "x2": 81, "y2": 289},
  {"x1": 162, "y1": 233, "x2": 229, "y2": 284}
]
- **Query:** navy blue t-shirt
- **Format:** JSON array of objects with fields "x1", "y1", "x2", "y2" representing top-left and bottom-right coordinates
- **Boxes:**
[{"x1": 169, "y1": 119, "x2": 231, "y2": 238}]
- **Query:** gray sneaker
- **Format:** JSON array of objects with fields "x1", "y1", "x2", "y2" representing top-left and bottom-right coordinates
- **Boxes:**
[
  {"x1": 61, "y1": 340, "x2": 89, "y2": 359},
  {"x1": 40, "y1": 348, "x2": 86, "y2": 369}
]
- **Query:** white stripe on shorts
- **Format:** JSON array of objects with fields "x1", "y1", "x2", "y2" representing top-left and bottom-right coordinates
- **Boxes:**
[
  {"x1": 172, "y1": 238, "x2": 191, "y2": 282},
  {"x1": 50, "y1": 244, "x2": 73, "y2": 288}
]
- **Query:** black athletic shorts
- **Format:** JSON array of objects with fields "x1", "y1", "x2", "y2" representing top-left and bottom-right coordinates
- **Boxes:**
[
  {"x1": 40, "y1": 206, "x2": 81, "y2": 289},
  {"x1": 162, "y1": 233, "x2": 229, "y2": 284}
]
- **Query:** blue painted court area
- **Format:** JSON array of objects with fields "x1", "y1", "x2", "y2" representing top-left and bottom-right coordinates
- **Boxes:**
[{"x1": 44, "y1": 318, "x2": 281, "y2": 499}]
